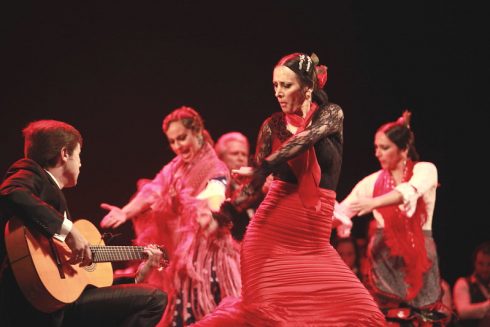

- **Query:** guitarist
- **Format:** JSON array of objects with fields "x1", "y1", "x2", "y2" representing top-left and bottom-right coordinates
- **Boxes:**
[{"x1": 0, "y1": 119, "x2": 167, "y2": 326}]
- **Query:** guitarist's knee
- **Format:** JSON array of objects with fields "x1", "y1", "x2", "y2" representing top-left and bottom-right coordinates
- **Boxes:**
[{"x1": 146, "y1": 288, "x2": 167, "y2": 324}]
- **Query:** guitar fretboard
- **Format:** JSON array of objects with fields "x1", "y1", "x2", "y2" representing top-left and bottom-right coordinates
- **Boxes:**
[{"x1": 90, "y1": 246, "x2": 147, "y2": 263}]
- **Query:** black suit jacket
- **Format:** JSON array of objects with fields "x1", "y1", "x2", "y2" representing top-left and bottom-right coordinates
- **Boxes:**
[
  {"x1": 0, "y1": 158, "x2": 69, "y2": 264},
  {"x1": 0, "y1": 158, "x2": 154, "y2": 327}
]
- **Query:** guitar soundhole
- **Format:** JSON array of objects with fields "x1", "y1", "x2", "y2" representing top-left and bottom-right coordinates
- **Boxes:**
[{"x1": 83, "y1": 263, "x2": 97, "y2": 272}]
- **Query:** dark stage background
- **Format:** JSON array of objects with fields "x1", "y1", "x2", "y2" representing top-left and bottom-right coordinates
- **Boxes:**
[{"x1": 1, "y1": 2, "x2": 487, "y2": 286}]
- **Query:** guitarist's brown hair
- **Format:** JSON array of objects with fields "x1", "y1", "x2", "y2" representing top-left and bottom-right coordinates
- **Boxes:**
[{"x1": 23, "y1": 120, "x2": 83, "y2": 168}]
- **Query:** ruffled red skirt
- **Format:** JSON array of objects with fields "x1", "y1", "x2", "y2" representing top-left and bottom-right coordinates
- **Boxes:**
[{"x1": 194, "y1": 180, "x2": 385, "y2": 326}]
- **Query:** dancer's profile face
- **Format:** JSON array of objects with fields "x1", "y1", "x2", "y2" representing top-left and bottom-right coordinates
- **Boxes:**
[
  {"x1": 374, "y1": 132, "x2": 406, "y2": 171},
  {"x1": 273, "y1": 65, "x2": 306, "y2": 115},
  {"x1": 166, "y1": 120, "x2": 201, "y2": 163}
]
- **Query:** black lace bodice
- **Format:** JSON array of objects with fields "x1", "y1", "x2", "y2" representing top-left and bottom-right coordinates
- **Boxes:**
[{"x1": 254, "y1": 103, "x2": 343, "y2": 191}]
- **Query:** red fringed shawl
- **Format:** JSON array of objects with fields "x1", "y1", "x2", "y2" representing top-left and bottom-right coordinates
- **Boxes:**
[
  {"x1": 373, "y1": 159, "x2": 431, "y2": 300},
  {"x1": 131, "y1": 142, "x2": 240, "y2": 325},
  {"x1": 274, "y1": 103, "x2": 321, "y2": 211}
]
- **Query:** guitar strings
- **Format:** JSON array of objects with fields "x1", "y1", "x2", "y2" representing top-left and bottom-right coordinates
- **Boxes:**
[{"x1": 90, "y1": 233, "x2": 147, "y2": 262}]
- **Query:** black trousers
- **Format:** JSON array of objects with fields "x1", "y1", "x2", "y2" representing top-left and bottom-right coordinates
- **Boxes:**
[{"x1": 0, "y1": 268, "x2": 167, "y2": 327}]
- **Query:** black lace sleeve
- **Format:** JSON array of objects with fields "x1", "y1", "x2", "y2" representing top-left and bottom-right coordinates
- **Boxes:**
[
  {"x1": 237, "y1": 103, "x2": 343, "y2": 200},
  {"x1": 266, "y1": 103, "x2": 343, "y2": 168},
  {"x1": 254, "y1": 117, "x2": 273, "y2": 166}
]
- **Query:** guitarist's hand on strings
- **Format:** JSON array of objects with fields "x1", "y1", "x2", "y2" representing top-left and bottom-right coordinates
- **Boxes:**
[
  {"x1": 100, "y1": 203, "x2": 127, "y2": 229},
  {"x1": 65, "y1": 226, "x2": 92, "y2": 267},
  {"x1": 135, "y1": 244, "x2": 166, "y2": 283}
]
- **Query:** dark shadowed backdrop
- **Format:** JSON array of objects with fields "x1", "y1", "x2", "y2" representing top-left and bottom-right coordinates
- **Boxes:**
[{"x1": 1, "y1": 1, "x2": 486, "y2": 285}]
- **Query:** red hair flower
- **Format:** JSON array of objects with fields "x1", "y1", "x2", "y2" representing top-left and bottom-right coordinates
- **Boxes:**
[{"x1": 316, "y1": 65, "x2": 328, "y2": 88}]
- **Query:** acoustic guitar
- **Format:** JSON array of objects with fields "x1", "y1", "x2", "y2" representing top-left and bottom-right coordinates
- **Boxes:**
[{"x1": 4, "y1": 217, "x2": 169, "y2": 313}]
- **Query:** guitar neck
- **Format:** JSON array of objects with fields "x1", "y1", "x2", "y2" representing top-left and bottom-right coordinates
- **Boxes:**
[{"x1": 90, "y1": 246, "x2": 147, "y2": 263}]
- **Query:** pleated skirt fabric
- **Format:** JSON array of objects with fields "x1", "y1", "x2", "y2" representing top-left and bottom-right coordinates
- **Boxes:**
[{"x1": 194, "y1": 180, "x2": 386, "y2": 327}]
